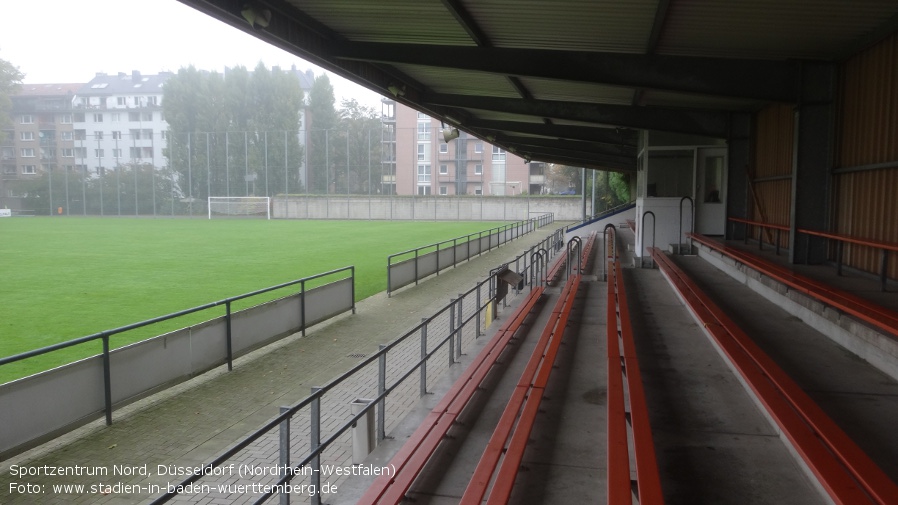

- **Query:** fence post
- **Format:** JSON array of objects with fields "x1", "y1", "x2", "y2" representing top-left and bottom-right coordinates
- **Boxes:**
[
  {"x1": 476, "y1": 282, "x2": 482, "y2": 337},
  {"x1": 225, "y1": 300, "x2": 233, "y2": 371},
  {"x1": 279, "y1": 406, "x2": 291, "y2": 505},
  {"x1": 449, "y1": 299, "x2": 456, "y2": 364},
  {"x1": 102, "y1": 334, "x2": 113, "y2": 426},
  {"x1": 378, "y1": 344, "x2": 387, "y2": 441},
  {"x1": 300, "y1": 280, "x2": 307, "y2": 337},
  {"x1": 420, "y1": 319, "x2": 428, "y2": 397},
  {"x1": 457, "y1": 294, "x2": 464, "y2": 357},
  {"x1": 310, "y1": 387, "x2": 321, "y2": 505}
]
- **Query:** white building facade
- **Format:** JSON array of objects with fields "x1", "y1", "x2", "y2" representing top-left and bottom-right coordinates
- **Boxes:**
[{"x1": 71, "y1": 71, "x2": 171, "y2": 175}]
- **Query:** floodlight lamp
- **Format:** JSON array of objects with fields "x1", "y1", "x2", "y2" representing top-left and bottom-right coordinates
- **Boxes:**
[
  {"x1": 387, "y1": 83, "x2": 406, "y2": 97},
  {"x1": 241, "y1": 4, "x2": 271, "y2": 29},
  {"x1": 442, "y1": 127, "x2": 459, "y2": 142}
]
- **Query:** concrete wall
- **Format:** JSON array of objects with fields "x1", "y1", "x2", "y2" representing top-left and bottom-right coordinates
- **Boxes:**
[
  {"x1": 0, "y1": 278, "x2": 354, "y2": 459},
  {"x1": 274, "y1": 195, "x2": 589, "y2": 221}
]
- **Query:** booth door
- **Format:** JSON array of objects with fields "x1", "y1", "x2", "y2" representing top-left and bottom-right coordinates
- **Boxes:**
[{"x1": 696, "y1": 148, "x2": 727, "y2": 235}]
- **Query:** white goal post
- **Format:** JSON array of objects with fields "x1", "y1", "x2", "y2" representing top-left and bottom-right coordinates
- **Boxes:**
[{"x1": 208, "y1": 196, "x2": 271, "y2": 219}]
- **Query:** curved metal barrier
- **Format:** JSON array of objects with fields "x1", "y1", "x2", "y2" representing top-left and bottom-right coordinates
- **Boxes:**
[
  {"x1": 566, "y1": 236, "x2": 583, "y2": 279},
  {"x1": 678, "y1": 196, "x2": 694, "y2": 254},
  {"x1": 641, "y1": 210, "x2": 656, "y2": 268},
  {"x1": 602, "y1": 223, "x2": 618, "y2": 281}
]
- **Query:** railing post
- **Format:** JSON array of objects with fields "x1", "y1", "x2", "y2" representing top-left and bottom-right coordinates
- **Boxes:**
[
  {"x1": 377, "y1": 344, "x2": 387, "y2": 441},
  {"x1": 436, "y1": 242, "x2": 440, "y2": 277},
  {"x1": 225, "y1": 300, "x2": 233, "y2": 371},
  {"x1": 476, "y1": 282, "x2": 483, "y2": 336},
  {"x1": 420, "y1": 319, "x2": 428, "y2": 396},
  {"x1": 351, "y1": 266, "x2": 356, "y2": 314},
  {"x1": 279, "y1": 406, "x2": 291, "y2": 505},
  {"x1": 457, "y1": 294, "x2": 464, "y2": 357},
  {"x1": 881, "y1": 250, "x2": 889, "y2": 292},
  {"x1": 678, "y1": 196, "x2": 694, "y2": 254},
  {"x1": 102, "y1": 334, "x2": 112, "y2": 426},
  {"x1": 414, "y1": 249, "x2": 420, "y2": 286},
  {"x1": 300, "y1": 279, "x2": 307, "y2": 337},
  {"x1": 449, "y1": 299, "x2": 457, "y2": 363},
  {"x1": 310, "y1": 387, "x2": 322, "y2": 505},
  {"x1": 775, "y1": 230, "x2": 781, "y2": 255}
]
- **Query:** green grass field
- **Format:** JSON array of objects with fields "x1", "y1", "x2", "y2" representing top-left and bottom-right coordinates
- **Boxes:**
[{"x1": 0, "y1": 217, "x2": 508, "y2": 383}]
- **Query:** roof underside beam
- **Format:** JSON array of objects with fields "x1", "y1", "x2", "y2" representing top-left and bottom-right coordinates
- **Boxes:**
[
  {"x1": 526, "y1": 152, "x2": 636, "y2": 173},
  {"x1": 333, "y1": 43, "x2": 800, "y2": 102},
  {"x1": 425, "y1": 93, "x2": 731, "y2": 138},
  {"x1": 466, "y1": 119, "x2": 638, "y2": 148},
  {"x1": 496, "y1": 134, "x2": 636, "y2": 160}
]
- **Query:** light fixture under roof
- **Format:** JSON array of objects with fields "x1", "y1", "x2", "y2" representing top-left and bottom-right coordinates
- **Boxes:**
[
  {"x1": 387, "y1": 83, "x2": 406, "y2": 97},
  {"x1": 241, "y1": 3, "x2": 271, "y2": 29},
  {"x1": 442, "y1": 126, "x2": 459, "y2": 142}
]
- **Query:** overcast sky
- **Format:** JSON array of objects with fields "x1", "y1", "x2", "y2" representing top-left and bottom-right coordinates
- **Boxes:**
[{"x1": 0, "y1": 0, "x2": 386, "y2": 109}]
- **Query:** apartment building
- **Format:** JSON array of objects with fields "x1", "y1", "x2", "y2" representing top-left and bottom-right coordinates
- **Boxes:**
[
  {"x1": 381, "y1": 99, "x2": 544, "y2": 196},
  {"x1": 1, "y1": 83, "x2": 81, "y2": 208},
  {"x1": 70, "y1": 71, "x2": 172, "y2": 176}
]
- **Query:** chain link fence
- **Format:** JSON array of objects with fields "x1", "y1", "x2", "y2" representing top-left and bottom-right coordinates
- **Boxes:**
[{"x1": 8, "y1": 126, "x2": 550, "y2": 218}]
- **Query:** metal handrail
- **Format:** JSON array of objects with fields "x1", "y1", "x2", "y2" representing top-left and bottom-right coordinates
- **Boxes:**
[
  {"x1": 387, "y1": 213, "x2": 554, "y2": 296},
  {"x1": 678, "y1": 196, "x2": 694, "y2": 254},
  {"x1": 728, "y1": 216, "x2": 790, "y2": 255},
  {"x1": 641, "y1": 211, "x2": 656, "y2": 268},
  {"x1": 565, "y1": 202, "x2": 636, "y2": 233},
  {"x1": 567, "y1": 236, "x2": 583, "y2": 278},
  {"x1": 531, "y1": 248, "x2": 548, "y2": 288},
  {"x1": 602, "y1": 223, "x2": 617, "y2": 281},
  {"x1": 150, "y1": 227, "x2": 568, "y2": 505},
  {"x1": 727, "y1": 216, "x2": 896, "y2": 291},
  {"x1": 0, "y1": 266, "x2": 355, "y2": 426}
]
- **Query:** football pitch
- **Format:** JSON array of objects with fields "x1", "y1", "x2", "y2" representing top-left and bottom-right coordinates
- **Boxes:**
[{"x1": 0, "y1": 217, "x2": 508, "y2": 382}]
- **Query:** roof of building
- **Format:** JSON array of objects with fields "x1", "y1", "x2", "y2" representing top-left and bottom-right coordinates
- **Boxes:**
[
  {"x1": 178, "y1": 0, "x2": 898, "y2": 172},
  {"x1": 15, "y1": 83, "x2": 83, "y2": 97},
  {"x1": 75, "y1": 71, "x2": 174, "y2": 96}
]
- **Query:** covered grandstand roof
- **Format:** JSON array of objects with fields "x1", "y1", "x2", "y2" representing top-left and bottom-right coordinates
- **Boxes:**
[{"x1": 177, "y1": 0, "x2": 898, "y2": 172}]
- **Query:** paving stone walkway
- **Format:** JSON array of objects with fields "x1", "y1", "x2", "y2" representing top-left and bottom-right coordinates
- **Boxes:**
[{"x1": 0, "y1": 226, "x2": 564, "y2": 505}]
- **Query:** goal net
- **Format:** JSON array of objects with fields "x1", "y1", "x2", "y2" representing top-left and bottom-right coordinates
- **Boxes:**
[{"x1": 208, "y1": 197, "x2": 271, "y2": 219}]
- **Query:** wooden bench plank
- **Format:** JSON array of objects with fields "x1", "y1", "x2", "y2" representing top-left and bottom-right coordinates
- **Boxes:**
[
  {"x1": 461, "y1": 276, "x2": 581, "y2": 504},
  {"x1": 651, "y1": 248, "x2": 898, "y2": 505},
  {"x1": 688, "y1": 233, "x2": 898, "y2": 336}
]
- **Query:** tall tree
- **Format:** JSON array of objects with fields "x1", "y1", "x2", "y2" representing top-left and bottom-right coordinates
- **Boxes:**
[
  {"x1": 339, "y1": 98, "x2": 383, "y2": 194},
  {"x1": 163, "y1": 64, "x2": 305, "y2": 203},
  {"x1": 307, "y1": 74, "x2": 339, "y2": 194},
  {"x1": 0, "y1": 54, "x2": 24, "y2": 143}
]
